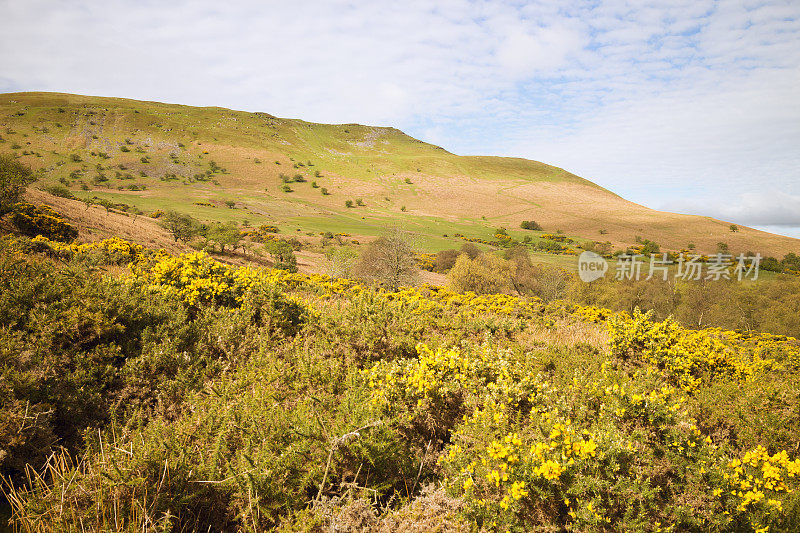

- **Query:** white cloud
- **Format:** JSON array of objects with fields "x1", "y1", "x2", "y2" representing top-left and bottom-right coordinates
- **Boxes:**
[
  {"x1": 752, "y1": 225, "x2": 800, "y2": 239},
  {"x1": 665, "y1": 191, "x2": 800, "y2": 226},
  {"x1": 495, "y1": 24, "x2": 586, "y2": 77}
]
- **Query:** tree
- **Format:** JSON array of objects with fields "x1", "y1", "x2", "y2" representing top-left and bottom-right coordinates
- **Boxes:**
[
  {"x1": 448, "y1": 253, "x2": 514, "y2": 295},
  {"x1": 0, "y1": 154, "x2": 36, "y2": 216},
  {"x1": 264, "y1": 239, "x2": 298, "y2": 272},
  {"x1": 354, "y1": 231, "x2": 417, "y2": 289},
  {"x1": 159, "y1": 210, "x2": 200, "y2": 243},
  {"x1": 324, "y1": 246, "x2": 359, "y2": 278},
  {"x1": 520, "y1": 220, "x2": 543, "y2": 231},
  {"x1": 207, "y1": 221, "x2": 241, "y2": 253},
  {"x1": 782, "y1": 253, "x2": 800, "y2": 272},
  {"x1": 434, "y1": 249, "x2": 461, "y2": 273},
  {"x1": 760, "y1": 256, "x2": 782, "y2": 272},
  {"x1": 460, "y1": 242, "x2": 481, "y2": 259},
  {"x1": 532, "y1": 265, "x2": 571, "y2": 302},
  {"x1": 640, "y1": 239, "x2": 660, "y2": 255},
  {"x1": 501, "y1": 245, "x2": 570, "y2": 300}
]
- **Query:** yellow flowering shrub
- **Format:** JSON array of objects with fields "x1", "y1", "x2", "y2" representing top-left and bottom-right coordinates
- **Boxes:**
[
  {"x1": 131, "y1": 251, "x2": 243, "y2": 307},
  {"x1": 129, "y1": 252, "x2": 307, "y2": 333},
  {"x1": 366, "y1": 343, "x2": 541, "y2": 440},
  {"x1": 9, "y1": 202, "x2": 78, "y2": 242},
  {"x1": 415, "y1": 252, "x2": 436, "y2": 271},
  {"x1": 30, "y1": 235, "x2": 144, "y2": 265},
  {"x1": 609, "y1": 309, "x2": 784, "y2": 392},
  {"x1": 367, "y1": 342, "x2": 541, "y2": 406},
  {"x1": 719, "y1": 446, "x2": 800, "y2": 531},
  {"x1": 366, "y1": 333, "x2": 800, "y2": 531},
  {"x1": 572, "y1": 304, "x2": 618, "y2": 323},
  {"x1": 4, "y1": 234, "x2": 800, "y2": 532}
]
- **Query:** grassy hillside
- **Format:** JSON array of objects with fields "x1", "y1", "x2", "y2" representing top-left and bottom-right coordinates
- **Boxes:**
[{"x1": 2, "y1": 91, "x2": 798, "y2": 257}]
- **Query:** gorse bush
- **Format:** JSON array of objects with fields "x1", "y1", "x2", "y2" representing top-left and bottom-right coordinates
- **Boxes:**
[
  {"x1": 131, "y1": 251, "x2": 298, "y2": 315},
  {"x1": 605, "y1": 308, "x2": 800, "y2": 455},
  {"x1": 0, "y1": 243, "x2": 310, "y2": 479},
  {"x1": 608, "y1": 309, "x2": 785, "y2": 392},
  {"x1": 9, "y1": 202, "x2": 78, "y2": 242},
  {"x1": 42, "y1": 183, "x2": 76, "y2": 199},
  {"x1": 30, "y1": 235, "x2": 144, "y2": 265},
  {"x1": 0, "y1": 249, "x2": 192, "y2": 479},
  {"x1": 2, "y1": 235, "x2": 800, "y2": 531},
  {"x1": 369, "y1": 338, "x2": 800, "y2": 532}
]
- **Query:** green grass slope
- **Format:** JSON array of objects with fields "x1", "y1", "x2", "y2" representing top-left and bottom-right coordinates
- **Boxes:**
[{"x1": 1, "y1": 91, "x2": 798, "y2": 256}]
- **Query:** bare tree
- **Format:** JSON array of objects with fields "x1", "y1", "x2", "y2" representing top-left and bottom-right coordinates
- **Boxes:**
[{"x1": 354, "y1": 229, "x2": 418, "y2": 289}]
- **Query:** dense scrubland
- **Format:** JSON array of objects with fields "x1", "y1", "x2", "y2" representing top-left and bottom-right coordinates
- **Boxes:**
[
  {"x1": 3, "y1": 102, "x2": 800, "y2": 531},
  {"x1": 2, "y1": 224, "x2": 800, "y2": 531}
]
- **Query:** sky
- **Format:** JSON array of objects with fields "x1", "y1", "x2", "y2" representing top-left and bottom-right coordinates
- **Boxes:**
[{"x1": 1, "y1": 0, "x2": 799, "y2": 237}]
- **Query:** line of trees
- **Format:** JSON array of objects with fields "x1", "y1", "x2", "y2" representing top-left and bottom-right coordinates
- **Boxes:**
[{"x1": 158, "y1": 210, "x2": 298, "y2": 271}]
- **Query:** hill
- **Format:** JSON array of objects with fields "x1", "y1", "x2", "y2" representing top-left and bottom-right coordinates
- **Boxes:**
[{"x1": 1, "y1": 91, "x2": 798, "y2": 259}]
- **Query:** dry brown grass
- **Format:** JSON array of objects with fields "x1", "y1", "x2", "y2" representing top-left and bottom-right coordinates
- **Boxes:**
[
  {"x1": 25, "y1": 188, "x2": 187, "y2": 253},
  {"x1": 23, "y1": 189, "x2": 332, "y2": 273},
  {"x1": 304, "y1": 485, "x2": 469, "y2": 533},
  {"x1": 519, "y1": 315, "x2": 609, "y2": 350}
]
